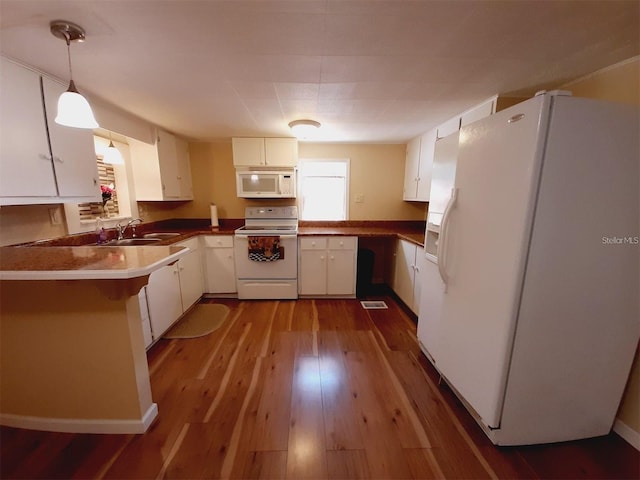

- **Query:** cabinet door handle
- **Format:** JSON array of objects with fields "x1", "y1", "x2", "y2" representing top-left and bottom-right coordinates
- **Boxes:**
[
  {"x1": 330, "y1": 255, "x2": 335, "y2": 260},
  {"x1": 320, "y1": 256, "x2": 325, "y2": 260},
  {"x1": 39, "y1": 153, "x2": 52, "y2": 161},
  {"x1": 53, "y1": 156, "x2": 63, "y2": 163},
  {"x1": 93, "y1": 178, "x2": 98, "y2": 186}
]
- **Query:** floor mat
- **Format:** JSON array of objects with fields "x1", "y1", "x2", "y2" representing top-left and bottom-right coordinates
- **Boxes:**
[{"x1": 163, "y1": 303, "x2": 229, "y2": 339}]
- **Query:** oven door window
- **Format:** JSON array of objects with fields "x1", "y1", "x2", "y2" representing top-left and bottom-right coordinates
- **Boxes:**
[{"x1": 241, "y1": 174, "x2": 278, "y2": 194}]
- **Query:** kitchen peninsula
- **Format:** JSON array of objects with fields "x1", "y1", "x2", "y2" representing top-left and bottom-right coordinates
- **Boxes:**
[{"x1": 0, "y1": 245, "x2": 187, "y2": 434}]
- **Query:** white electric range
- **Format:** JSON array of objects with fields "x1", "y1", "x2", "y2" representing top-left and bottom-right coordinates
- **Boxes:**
[{"x1": 234, "y1": 206, "x2": 298, "y2": 299}]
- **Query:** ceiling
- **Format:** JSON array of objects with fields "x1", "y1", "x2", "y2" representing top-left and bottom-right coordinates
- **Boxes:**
[{"x1": 1, "y1": 1, "x2": 638, "y2": 143}]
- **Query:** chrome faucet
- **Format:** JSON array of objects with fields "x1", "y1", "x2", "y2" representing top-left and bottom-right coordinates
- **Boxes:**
[{"x1": 116, "y1": 218, "x2": 144, "y2": 239}]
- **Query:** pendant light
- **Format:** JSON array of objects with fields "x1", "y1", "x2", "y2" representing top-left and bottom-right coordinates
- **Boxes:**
[
  {"x1": 103, "y1": 133, "x2": 124, "y2": 165},
  {"x1": 288, "y1": 119, "x2": 321, "y2": 139},
  {"x1": 50, "y1": 20, "x2": 99, "y2": 129}
]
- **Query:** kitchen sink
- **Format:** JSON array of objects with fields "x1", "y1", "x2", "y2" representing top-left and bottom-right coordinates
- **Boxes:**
[
  {"x1": 142, "y1": 232, "x2": 181, "y2": 239},
  {"x1": 102, "y1": 238, "x2": 162, "y2": 246}
]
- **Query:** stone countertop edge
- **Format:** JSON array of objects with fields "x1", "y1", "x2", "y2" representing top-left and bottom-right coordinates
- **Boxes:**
[
  {"x1": 0, "y1": 245, "x2": 188, "y2": 281},
  {"x1": 297, "y1": 227, "x2": 425, "y2": 247}
]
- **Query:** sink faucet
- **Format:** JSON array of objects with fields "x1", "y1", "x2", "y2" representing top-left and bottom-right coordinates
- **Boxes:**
[{"x1": 116, "y1": 218, "x2": 144, "y2": 240}]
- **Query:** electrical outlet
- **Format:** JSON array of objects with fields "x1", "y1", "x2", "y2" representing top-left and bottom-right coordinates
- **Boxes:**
[
  {"x1": 48, "y1": 208, "x2": 61, "y2": 225},
  {"x1": 355, "y1": 194, "x2": 364, "y2": 203}
]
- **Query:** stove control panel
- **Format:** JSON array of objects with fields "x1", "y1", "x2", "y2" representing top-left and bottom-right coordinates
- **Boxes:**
[{"x1": 245, "y1": 206, "x2": 298, "y2": 220}]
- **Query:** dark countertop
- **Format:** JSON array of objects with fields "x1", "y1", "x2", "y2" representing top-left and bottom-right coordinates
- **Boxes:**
[
  {"x1": 15, "y1": 218, "x2": 426, "y2": 249},
  {"x1": 298, "y1": 226, "x2": 424, "y2": 247}
]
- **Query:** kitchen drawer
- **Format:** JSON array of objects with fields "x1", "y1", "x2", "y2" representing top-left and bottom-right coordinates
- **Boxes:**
[
  {"x1": 328, "y1": 237, "x2": 357, "y2": 250},
  {"x1": 203, "y1": 235, "x2": 234, "y2": 248},
  {"x1": 176, "y1": 237, "x2": 200, "y2": 251},
  {"x1": 299, "y1": 237, "x2": 327, "y2": 250}
]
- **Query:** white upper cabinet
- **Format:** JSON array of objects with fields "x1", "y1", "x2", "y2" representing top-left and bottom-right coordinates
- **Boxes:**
[
  {"x1": 0, "y1": 57, "x2": 99, "y2": 205},
  {"x1": 437, "y1": 96, "x2": 501, "y2": 138},
  {"x1": 232, "y1": 137, "x2": 298, "y2": 167},
  {"x1": 41, "y1": 77, "x2": 100, "y2": 198},
  {"x1": 129, "y1": 129, "x2": 193, "y2": 201},
  {"x1": 403, "y1": 95, "x2": 508, "y2": 203},
  {"x1": 264, "y1": 138, "x2": 298, "y2": 167},
  {"x1": 403, "y1": 129, "x2": 436, "y2": 202},
  {"x1": 416, "y1": 130, "x2": 436, "y2": 201},
  {"x1": 437, "y1": 117, "x2": 462, "y2": 139},
  {"x1": 403, "y1": 136, "x2": 421, "y2": 201},
  {"x1": 174, "y1": 136, "x2": 194, "y2": 198},
  {"x1": 460, "y1": 99, "x2": 495, "y2": 127}
]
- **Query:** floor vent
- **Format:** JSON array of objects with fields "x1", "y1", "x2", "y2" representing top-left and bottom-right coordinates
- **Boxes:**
[{"x1": 360, "y1": 301, "x2": 388, "y2": 309}]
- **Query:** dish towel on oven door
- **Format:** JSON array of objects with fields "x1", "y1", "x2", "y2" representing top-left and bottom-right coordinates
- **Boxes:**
[{"x1": 248, "y1": 236, "x2": 284, "y2": 261}]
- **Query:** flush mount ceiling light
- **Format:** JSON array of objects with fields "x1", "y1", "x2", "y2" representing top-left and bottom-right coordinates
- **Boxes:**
[
  {"x1": 50, "y1": 20, "x2": 99, "y2": 129},
  {"x1": 288, "y1": 119, "x2": 321, "y2": 139},
  {"x1": 103, "y1": 133, "x2": 124, "y2": 165}
]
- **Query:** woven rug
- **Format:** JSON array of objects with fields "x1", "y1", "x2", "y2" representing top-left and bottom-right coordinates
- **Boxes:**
[{"x1": 163, "y1": 303, "x2": 229, "y2": 339}]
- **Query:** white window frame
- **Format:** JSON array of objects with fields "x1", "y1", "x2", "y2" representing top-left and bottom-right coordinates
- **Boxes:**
[
  {"x1": 298, "y1": 158, "x2": 350, "y2": 221},
  {"x1": 64, "y1": 135, "x2": 139, "y2": 234}
]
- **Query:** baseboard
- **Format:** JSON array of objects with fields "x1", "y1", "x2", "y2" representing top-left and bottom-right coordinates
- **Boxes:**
[
  {"x1": 613, "y1": 418, "x2": 640, "y2": 451},
  {"x1": 0, "y1": 403, "x2": 158, "y2": 434}
]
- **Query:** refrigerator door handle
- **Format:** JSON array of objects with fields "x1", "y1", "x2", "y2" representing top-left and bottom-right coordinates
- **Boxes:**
[{"x1": 437, "y1": 187, "x2": 458, "y2": 292}]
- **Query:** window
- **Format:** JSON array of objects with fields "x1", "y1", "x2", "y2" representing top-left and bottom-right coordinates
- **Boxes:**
[
  {"x1": 78, "y1": 155, "x2": 120, "y2": 221},
  {"x1": 298, "y1": 159, "x2": 349, "y2": 220},
  {"x1": 63, "y1": 135, "x2": 138, "y2": 234}
]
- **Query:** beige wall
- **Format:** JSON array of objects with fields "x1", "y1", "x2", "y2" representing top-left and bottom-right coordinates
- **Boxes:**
[
  {"x1": 299, "y1": 143, "x2": 426, "y2": 221},
  {"x1": 140, "y1": 141, "x2": 427, "y2": 222},
  {"x1": 560, "y1": 56, "x2": 640, "y2": 439},
  {"x1": 0, "y1": 141, "x2": 424, "y2": 243},
  {"x1": 0, "y1": 204, "x2": 67, "y2": 246}
]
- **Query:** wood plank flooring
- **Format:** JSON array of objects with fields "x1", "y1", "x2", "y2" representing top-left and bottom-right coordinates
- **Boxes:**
[{"x1": 1, "y1": 296, "x2": 638, "y2": 479}]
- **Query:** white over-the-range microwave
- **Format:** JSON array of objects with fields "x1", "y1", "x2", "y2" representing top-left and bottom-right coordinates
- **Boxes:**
[{"x1": 235, "y1": 169, "x2": 297, "y2": 198}]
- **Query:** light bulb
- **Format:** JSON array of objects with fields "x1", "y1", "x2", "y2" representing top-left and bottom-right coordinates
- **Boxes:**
[{"x1": 55, "y1": 83, "x2": 99, "y2": 129}]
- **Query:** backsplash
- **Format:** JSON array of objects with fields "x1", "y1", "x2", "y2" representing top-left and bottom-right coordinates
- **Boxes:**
[{"x1": 0, "y1": 204, "x2": 68, "y2": 246}]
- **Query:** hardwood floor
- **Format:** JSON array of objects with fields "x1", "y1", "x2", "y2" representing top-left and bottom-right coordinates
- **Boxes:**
[{"x1": 2, "y1": 296, "x2": 638, "y2": 479}]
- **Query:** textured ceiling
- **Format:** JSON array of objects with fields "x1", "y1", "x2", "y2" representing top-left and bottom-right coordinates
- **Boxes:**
[{"x1": 1, "y1": 0, "x2": 638, "y2": 143}]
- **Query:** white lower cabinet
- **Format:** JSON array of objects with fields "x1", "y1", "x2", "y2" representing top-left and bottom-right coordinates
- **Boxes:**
[
  {"x1": 392, "y1": 239, "x2": 426, "y2": 315},
  {"x1": 146, "y1": 263, "x2": 183, "y2": 340},
  {"x1": 176, "y1": 237, "x2": 204, "y2": 311},
  {"x1": 145, "y1": 238, "x2": 204, "y2": 344},
  {"x1": 299, "y1": 236, "x2": 357, "y2": 296},
  {"x1": 203, "y1": 235, "x2": 237, "y2": 294},
  {"x1": 138, "y1": 287, "x2": 153, "y2": 349}
]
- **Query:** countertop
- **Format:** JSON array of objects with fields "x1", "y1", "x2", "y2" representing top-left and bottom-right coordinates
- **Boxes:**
[
  {"x1": 1, "y1": 219, "x2": 426, "y2": 279},
  {"x1": 297, "y1": 226, "x2": 424, "y2": 246},
  {"x1": 0, "y1": 245, "x2": 188, "y2": 280}
]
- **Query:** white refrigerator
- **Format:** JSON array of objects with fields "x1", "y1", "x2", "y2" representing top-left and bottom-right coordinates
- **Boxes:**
[
  {"x1": 418, "y1": 131, "x2": 458, "y2": 351},
  {"x1": 417, "y1": 91, "x2": 639, "y2": 446}
]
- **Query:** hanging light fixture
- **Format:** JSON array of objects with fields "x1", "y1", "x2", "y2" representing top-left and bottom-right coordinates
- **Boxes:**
[
  {"x1": 103, "y1": 133, "x2": 124, "y2": 165},
  {"x1": 50, "y1": 20, "x2": 99, "y2": 129},
  {"x1": 288, "y1": 119, "x2": 321, "y2": 139}
]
